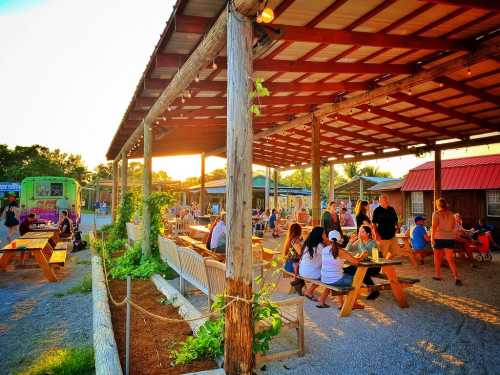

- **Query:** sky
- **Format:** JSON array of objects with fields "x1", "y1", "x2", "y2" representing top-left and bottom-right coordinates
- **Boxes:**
[{"x1": 1, "y1": 0, "x2": 499, "y2": 181}]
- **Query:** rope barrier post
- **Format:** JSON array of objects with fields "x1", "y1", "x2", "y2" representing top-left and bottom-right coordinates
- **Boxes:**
[{"x1": 125, "y1": 276, "x2": 131, "y2": 375}]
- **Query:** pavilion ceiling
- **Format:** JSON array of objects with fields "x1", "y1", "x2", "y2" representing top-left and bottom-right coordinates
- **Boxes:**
[{"x1": 106, "y1": 0, "x2": 500, "y2": 169}]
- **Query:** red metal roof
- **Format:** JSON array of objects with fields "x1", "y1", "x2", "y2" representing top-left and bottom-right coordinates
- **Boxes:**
[{"x1": 401, "y1": 154, "x2": 500, "y2": 191}]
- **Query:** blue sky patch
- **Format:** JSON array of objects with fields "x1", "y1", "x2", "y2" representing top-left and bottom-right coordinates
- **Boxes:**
[{"x1": 0, "y1": 0, "x2": 45, "y2": 13}]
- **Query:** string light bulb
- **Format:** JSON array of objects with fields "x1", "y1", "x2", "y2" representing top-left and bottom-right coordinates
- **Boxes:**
[
  {"x1": 386, "y1": 96, "x2": 389, "y2": 103},
  {"x1": 259, "y1": 7, "x2": 274, "y2": 23},
  {"x1": 211, "y1": 60, "x2": 218, "y2": 70},
  {"x1": 181, "y1": 95, "x2": 186, "y2": 104},
  {"x1": 167, "y1": 105, "x2": 172, "y2": 112},
  {"x1": 194, "y1": 74, "x2": 200, "y2": 83},
  {"x1": 408, "y1": 87, "x2": 412, "y2": 96},
  {"x1": 186, "y1": 90, "x2": 192, "y2": 98},
  {"x1": 467, "y1": 66, "x2": 472, "y2": 76},
  {"x1": 439, "y1": 82, "x2": 444, "y2": 88}
]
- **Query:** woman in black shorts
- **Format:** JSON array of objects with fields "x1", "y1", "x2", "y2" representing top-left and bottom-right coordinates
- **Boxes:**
[{"x1": 431, "y1": 198, "x2": 462, "y2": 286}]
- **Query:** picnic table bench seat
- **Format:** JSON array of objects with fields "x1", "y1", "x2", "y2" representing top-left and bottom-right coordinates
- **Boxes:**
[
  {"x1": 371, "y1": 273, "x2": 420, "y2": 285},
  {"x1": 177, "y1": 235, "x2": 225, "y2": 262},
  {"x1": 48, "y1": 250, "x2": 68, "y2": 266}
]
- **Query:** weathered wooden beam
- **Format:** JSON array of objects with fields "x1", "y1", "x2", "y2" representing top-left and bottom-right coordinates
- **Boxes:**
[
  {"x1": 329, "y1": 163, "x2": 335, "y2": 202},
  {"x1": 224, "y1": 6, "x2": 255, "y2": 375},
  {"x1": 434, "y1": 148, "x2": 442, "y2": 204},
  {"x1": 112, "y1": 0, "x2": 257, "y2": 161},
  {"x1": 273, "y1": 169, "x2": 279, "y2": 210},
  {"x1": 112, "y1": 160, "x2": 118, "y2": 222},
  {"x1": 418, "y1": 0, "x2": 500, "y2": 12},
  {"x1": 311, "y1": 115, "x2": 321, "y2": 226},
  {"x1": 120, "y1": 151, "x2": 128, "y2": 203},
  {"x1": 270, "y1": 24, "x2": 469, "y2": 50},
  {"x1": 144, "y1": 78, "x2": 367, "y2": 92},
  {"x1": 238, "y1": 41, "x2": 499, "y2": 149},
  {"x1": 320, "y1": 122, "x2": 397, "y2": 148},
  {"x1": 200, "y1": 153, "x2": 206, "y2": 215},
  {"x1": 142, "y1": 122, "x2": 152, "y2": 256},
  {"x1": 174, "y1": 14, "x2": 215, "y2": 34},
  {"x1": 434, "y1": 76, "x2": 500, "y2": 107}
]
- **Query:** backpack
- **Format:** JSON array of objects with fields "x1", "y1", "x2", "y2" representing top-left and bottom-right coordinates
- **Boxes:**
[{"x1": 4, "y1": 206, "x2": 19, "y2": 227}]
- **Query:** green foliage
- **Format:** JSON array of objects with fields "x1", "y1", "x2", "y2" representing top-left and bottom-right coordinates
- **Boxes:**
[
  {"x1": 97, "y1": 224, "x2": 113, "y2": 234},
  {"x1": 342, "y1": 162, "x2": 392, "y2": 179},
  {"x1": 250, "y1": 78, "x2": 270, "y2": 116},
  {"x1": 111, "y1": 192, "x2": 137, "y2": 241},
  {"x1": 171, "y1": 277, "x2": 282, "y2": 366},
  {"x1": 144, "y1": 192, "x2": 174, "y2": 256},
  {"x1": 108, "y1": 241, "x2": 175, "y2": 280},
  {"x1": 55, "y1": 274, "x2": 92, "y2": 297},
  {"x1": 17, "y1": 346, "x2": 94, "y2": 375},
  {"x1": 0, "y1": 144, "x2": 90, "y2": 185}
]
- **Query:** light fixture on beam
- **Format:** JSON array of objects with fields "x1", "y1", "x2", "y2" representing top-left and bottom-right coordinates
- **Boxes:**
[
  {"x1": 181, "y1": 95, "x2": 186, "y2": 104},
  {"x1": 211, "y1": 60, "x2": 218, "y2": 70},
  {"x1": 195, "y1": 74, "x2": 200, "y2": 83},
  {"x1": 256, "y1": 1, "x2": 274, "y2": 24}
]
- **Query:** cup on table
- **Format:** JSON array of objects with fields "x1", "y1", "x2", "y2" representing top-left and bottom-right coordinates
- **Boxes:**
[
  {"x1": 371, "y1": 247, "x2": 379, "y2": 262},
  {"x1": 11, "y1": 241, "x2": 17, "y2": 249}
]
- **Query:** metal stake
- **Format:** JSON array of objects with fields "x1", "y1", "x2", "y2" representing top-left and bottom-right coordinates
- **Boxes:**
[{"x1": 125, "y1": 276, "x2": 131, "y2": 375}]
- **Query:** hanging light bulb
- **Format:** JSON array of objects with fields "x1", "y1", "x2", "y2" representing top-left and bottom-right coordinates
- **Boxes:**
[
  {"x1": 195, "y1": 74, "x2": 200, "y2": 83},
  {"x1": 167, "y1": 105, "x2": 172, "y2": 112},
  {"x1": 386, "y1": 96, "x2": 389, "y2": 103},
  {"x1": 186, "y1": 90, "x2": 192, "y2": 98},
  {"x1": 212, "y1": 60, "x2": 218, "y2": 70},
  {"x1": 181, "y1": 95, "x2": 186, "y2": 104},
  {"x1": 367, "y1": 103, "x2": 372, "y2": 112},
  {"x1": 260, "y1": 7, "x2": 274, "y2": 23},
  {"x1": 439, "y1": 82, "x2": 444, "y2": 88},
  {"x1": 467, "y1": 66, "x2": 472, "y2": 76},
  {"x1": 408, "y1": 87, "x2": 412, "y2": 96}
]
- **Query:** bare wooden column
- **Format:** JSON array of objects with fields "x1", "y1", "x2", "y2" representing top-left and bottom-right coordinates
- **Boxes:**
[
  {"x1": 264, "y1": 167, "x2": 270, "y2": 210},
  {"x1": 224, "y1": 7, "x2": 254, "y2": 374},
  {"x1": 200, "y1": 152, "x2": 206, "y2": 215},
  {"x1": 329, "y1": 163, "x2": 335, "y2": 202},
  {"x1": 111, "y1": 159, "x2": 119, "y2": 222},
  {"x1": 142, "y1": 124, "x2": 152, "y2": 256},
  {"x1": 311, "y1": 115, "x2": 321, "y2": 225},
  {"x1": 434, "y1": 148, "x2": 442, "y2": 204},
  {"x1": 273, "y1": 169, "x2": 279, "y2": 210},
  {"x1": 120, "y1": 151, "x2": 128, "y2": 203}
]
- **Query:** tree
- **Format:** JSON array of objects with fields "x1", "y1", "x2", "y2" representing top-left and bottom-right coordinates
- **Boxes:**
[
  {"x1": 359, "y1": 165, "x2": 392, "y2": 178},
  {"x1": 0, "y1": 144, "x2": 90, "y2": 185},
  {"x1": 342, "y1": 162, "x2": 361, "y2": 179}
]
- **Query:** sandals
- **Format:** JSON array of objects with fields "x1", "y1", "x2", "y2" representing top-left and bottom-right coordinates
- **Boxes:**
[{"x1": 316, "y1": 303, "x2": 330, "y2": 309}]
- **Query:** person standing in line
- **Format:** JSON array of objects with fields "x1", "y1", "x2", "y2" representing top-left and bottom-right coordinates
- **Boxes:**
[
  {"x1": 431, "y1": 198, "x2": 462, "y2": 286},
  {"x1": 2, "y1": 195, "x2": 20, "y2": 242},
  {"x1": 372, "y1": 194, "x2": 399, "y2": 258}
]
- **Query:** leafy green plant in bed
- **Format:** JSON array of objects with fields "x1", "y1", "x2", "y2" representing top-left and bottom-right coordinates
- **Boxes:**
[
  {"x1": 109, "y1": 241, "x2": 175, "y2": 280},
  {"x1": 144, "y1": 191, "x2": 174, "y2": 256},
  {"x1": 110, "y1": 191, "x2": 137, "y2": 241},
  {"x1": 171, "y1": 276, "x2": 282, "y2": 365}
]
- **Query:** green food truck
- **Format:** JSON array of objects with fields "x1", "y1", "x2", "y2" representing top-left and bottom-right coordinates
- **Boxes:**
[{"x1": 20, "y1": 176, "x2": 81, "y2": 224}]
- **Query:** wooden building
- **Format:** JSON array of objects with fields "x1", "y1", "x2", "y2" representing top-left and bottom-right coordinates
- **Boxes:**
[
  {"x1": 104, "y1": 0, "x2": 500, "y2": 371},
  {"x1": 401, "y1": 154, "x2": 500, "y2": 235},
  {"x1": 367, "y1": 178, "x2": 404, "y2": 220},
  {"x1": 334, "y1": 176, "x2": 400, "y2": 202}
]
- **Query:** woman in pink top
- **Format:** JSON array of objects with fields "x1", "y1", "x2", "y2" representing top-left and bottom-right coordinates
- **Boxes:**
[{"x1": 431, "y1": 198, "x2": 462, "y2": 286}]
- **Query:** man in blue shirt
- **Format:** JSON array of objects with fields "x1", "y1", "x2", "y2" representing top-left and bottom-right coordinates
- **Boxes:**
[{"x1": 410, "y1": 216, "x2": 431, "y2": 264}]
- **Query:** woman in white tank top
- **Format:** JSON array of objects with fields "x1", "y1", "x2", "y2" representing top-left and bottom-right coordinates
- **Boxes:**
[{"x1": 299, "y1": 226, "x2": 327, "y2": 301}]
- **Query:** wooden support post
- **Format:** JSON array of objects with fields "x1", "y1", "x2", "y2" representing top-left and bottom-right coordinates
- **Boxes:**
[
  {"x1": 200, "y1": 152, "x2": 206, "y2": 215},
  {"x1": 273, "y1": 169, "x2": 279, "y2": 210},
  {"x1": 264, "y1": 167, "x2": 270, "y2": 210},
  {"x1": 224, "y1": 7, "x2": 254, "y2": 374},
  {"x1": 142, "y1": 123, "x2": 152, "y2": 256},
  {"x1": 112, "y1": 160, "x2": 119, "y2": 222},
  {"x1": 121, "y1": 151, "x2": 128, "y2": 203},
  {"x1": 434, "y1": 148, "x2": 442, "y2": 204},
  {"x1": 329, "y1": 163, "x2": 335, "y2": 202},
  {"x1": 359, "y1": 177, "x2": 364, "y2": 201},
  {"x1": 311, "y1": 115, "x2": 321, "y2": 225}
]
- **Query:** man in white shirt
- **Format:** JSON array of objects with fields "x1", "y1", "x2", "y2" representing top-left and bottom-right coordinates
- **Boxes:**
[{"x1": 210, "y1": 213, "x2": 226, "y2": 253}]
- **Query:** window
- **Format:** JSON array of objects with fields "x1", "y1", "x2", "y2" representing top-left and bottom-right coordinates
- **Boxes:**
[
  {"x1": 487, "y1": 190, "x2": 500, "y2": 217},
  {"x1": 411, "y1": 191, "x2": 424, "y2": 215},
  {"x1": 36, "y1": 182, "x2": 63, "y2": 197}
]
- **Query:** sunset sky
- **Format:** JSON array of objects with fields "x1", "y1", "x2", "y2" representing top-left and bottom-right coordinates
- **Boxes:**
[{"x1": 1, "y1": 0, "x2": 499, "y2": 181}]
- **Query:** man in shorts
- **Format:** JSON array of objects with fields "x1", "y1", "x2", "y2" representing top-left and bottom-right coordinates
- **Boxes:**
[{"x1": 372, "y1": 194, "x2": 399, "y2": 258}]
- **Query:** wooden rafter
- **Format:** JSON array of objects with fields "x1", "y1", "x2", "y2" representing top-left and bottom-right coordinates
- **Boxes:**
[
  {"x1": 434, "y1": 76, "x2": 500, "y2": 107},
  {"x1": 418, "y1": 0, "x2": 500, "y2": 12}
]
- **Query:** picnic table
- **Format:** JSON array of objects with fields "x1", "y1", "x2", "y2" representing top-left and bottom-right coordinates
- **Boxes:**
[
  {"x1": 340, "y1": 258, "x2": 409, "y2": 317},
  {"x1": 189, "y1": 225, "x2": 263, "y2": 244},
  {"x1": 31, "y1": 224, "x2": 59, "y2": 232},
  {"x1": 0, "y1": 238, "x2": 57, "y2": 282}
]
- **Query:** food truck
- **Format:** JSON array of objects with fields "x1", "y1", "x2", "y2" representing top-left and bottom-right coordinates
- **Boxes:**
[{"x1": 20, "y1": 177, "x2": 81, "y2": 224}]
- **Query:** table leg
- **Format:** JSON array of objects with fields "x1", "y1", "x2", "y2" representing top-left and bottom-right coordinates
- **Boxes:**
[
  {"x1": 340, "y1": 267, "x2": 367, "y2": 317},
  {"x1": 382, "y1": 265, "x2": 408, "y2": 308},
  {"x1": 0, "y1": 252, "x2": 15, "y2": 270},
  {"x1": 33, "y1": 250, "x2": 57, "y2": 282}
]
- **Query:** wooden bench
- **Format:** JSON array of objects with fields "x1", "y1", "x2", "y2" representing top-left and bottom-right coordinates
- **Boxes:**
[
  {"x1": 204, "y1": 259, "x2": 305, "y2": 363},
  {"x1": 49, "y1": 250, "x2": 68, "y2": 266},
  {"x1": 177, "y1": 235, "x2": 225, "y2": 262},
  {"x1": 397, "y1": 235, "x2": 433, "y2": 266}
]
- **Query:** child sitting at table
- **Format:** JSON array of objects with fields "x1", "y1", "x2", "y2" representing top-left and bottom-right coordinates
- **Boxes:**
[
  {"x1": 58, "y1": 210, "x2": 73, "y2": 238},
  {"x1": 19, "y1": 213, "x2": 36, "y2": 236},
  {"x1": 283, "y1": 223, "x2": 303, "y2": 288}
]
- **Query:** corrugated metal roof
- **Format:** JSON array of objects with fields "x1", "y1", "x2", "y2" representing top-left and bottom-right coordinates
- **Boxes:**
[
  {"x1": 368, "y1": 179, "x2": 403, "y2": 191},
  {"x1": 401, "y1": 154, "x2": 500, "y2": 191}
]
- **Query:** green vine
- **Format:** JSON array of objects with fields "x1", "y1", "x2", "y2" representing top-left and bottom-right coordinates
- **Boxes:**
[
  {"x1": 144, "y1": 192, "x2": 174, "y2": 256},
  {"x1": 171, "y1": 276, "x2": 282, "y2": 365},
  {"x1": 110, "y1": 192, "x2": 137, "y2": 241},
  {"x1": 250, "y1": 78, "x2": 270, "y2": 117}
]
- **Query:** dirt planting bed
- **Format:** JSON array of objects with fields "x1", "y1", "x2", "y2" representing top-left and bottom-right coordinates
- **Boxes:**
[{"x1": 109, "y1": 279, "x2": 216, "y2": 375}]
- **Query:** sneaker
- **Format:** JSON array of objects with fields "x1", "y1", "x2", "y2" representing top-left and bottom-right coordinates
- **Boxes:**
[
  {"x1": 367, "y1": 291, "x2": 380, "y2": 300},
  {"x1": 455, "y1": 279, "x2": 463, "y2": 286}
]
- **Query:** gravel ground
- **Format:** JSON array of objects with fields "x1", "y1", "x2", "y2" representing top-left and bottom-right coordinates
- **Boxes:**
[
  {"x1": 0, "y1": 213, "x2": 106, "y2": 374},
  {"x1": 178, "y1": 232, "x2": 500, "y2": 375}
]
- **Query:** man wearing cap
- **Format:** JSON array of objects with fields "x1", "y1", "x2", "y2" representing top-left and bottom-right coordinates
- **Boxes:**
[{"x1": 410, "y1": 215, "x2": 431, "y2": 264}]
